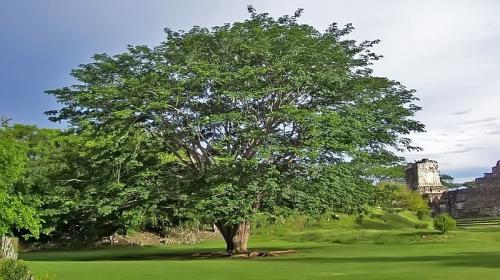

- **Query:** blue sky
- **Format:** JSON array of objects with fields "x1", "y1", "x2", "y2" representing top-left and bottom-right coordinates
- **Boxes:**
[{"x1": 1, "y1": 0, "x2": 500, "y2": 181}]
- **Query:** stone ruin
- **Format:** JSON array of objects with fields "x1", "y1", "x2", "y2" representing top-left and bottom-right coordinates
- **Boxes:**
[
  {"x1": 405, "y1": 159, "x2": 447, "y2": 212},
  {"x1": 440, "y1": 160, "x2": 500, "y2": 218},
  {"x1": 475, "y1": 160, "x2": 500, "y2": 188},
  {"x1": 406, "y1": 159, "x2": 500, "y2": 219}
]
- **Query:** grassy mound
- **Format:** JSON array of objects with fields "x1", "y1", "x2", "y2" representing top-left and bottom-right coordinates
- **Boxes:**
[{"x1": 253, "y1": 209, "x2": 432, "y2": 235}]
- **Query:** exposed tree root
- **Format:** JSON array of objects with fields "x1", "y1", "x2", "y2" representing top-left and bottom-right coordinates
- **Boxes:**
[{"x1": 193, "y1": 249, "x2": 296, "y2": 259}]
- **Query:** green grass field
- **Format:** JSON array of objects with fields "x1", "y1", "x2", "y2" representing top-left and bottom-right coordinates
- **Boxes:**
[{"x1": 21, "y1": 227, "x2": 500, "y2": 280}]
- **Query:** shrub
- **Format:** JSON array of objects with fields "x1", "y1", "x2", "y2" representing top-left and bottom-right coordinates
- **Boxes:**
[
  {"x1": 281, "y1": 214, "x2": 315, "y2": 232},
  {"x1": 374, "y1": 182, "x2": 430, "y2": 214},
  {"x1": 355, "y1": 215, "x2": 364, "y2": 225},
  {"x1": 0, "y1": 259, "x2": 32, "y2": 280},
  {"x1": 331, "y1": 214, "x2": 341, "y2": 221},
  {"x1": 416, "y1": 209, "x2": 430, "y2": 221},
  {"x1": 414, "y1": 222, "x2": 429, "y2": 229},
  {"x1": 433, "y1": 214, "x2": 456, "y2": 234}
]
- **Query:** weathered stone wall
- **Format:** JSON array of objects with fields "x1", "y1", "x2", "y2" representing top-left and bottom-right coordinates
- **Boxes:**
[
  {"x1": 442, "y1": 186, "x2": 500, "y2": 218},
  {"x1": 475, "y1": 160, "x2": 500, "y2": 188},
  {"x1": 438, "y1": 160, "x2": 500, "y2": 218}
]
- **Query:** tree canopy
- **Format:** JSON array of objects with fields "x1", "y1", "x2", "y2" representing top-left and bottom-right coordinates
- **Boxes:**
[
  {"x1": 45, "y1": 7, "x2": 424, "y2": 253},
  {"x1": 440, "y1": 174, "x2": 462, "y2": 189},
  {"x1": 0, "y1": 124, "x2": 41, "y2": 237}
]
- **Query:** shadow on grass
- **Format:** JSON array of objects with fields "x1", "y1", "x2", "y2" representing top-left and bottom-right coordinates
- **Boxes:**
[
  {"x1": 268, "y1": 251, "x2": 500, "y2": 269},
  {"x1": 21, "y1": 242, "x2": 500, "y2": 270},
  {"x1": 19, "y1": 246, "x2": 315, "y2": 262},
  {"x1": 22, "y1": 247, "x2": 500, "y2": 270}
]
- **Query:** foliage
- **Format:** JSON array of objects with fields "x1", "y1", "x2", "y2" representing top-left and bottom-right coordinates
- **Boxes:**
[
  {"x1": 0, "y1": 193, "x2": 41, "y2": 237},
  {"x1": 414, "y1": 222, "x2": 429, "y2": 229},
  {"x1": 2, "y1": 124, "x2": 88, "y2": 238},
  {"x1": 368, "y1": 164, "x2": 406, "y2": 182},
  {"x1": 440, "y1": 174, "x2": 461, "y2": 189},
  {"x1": 461, "y1": 181, "x2": 476, "y2": 189},
  {"x1": 253, "y1": 212, "x2": 335, "y2": 234},
  {"x1": 0, "y1": 126, "x2": 41, "y2": 237},
  {"x1": 290, "y1": 164, "x2": 375, "y2": 215},
  {"x1": 43, "y1": 7, "x2": 423, "y2": 247},
  {"x1": 0, "y1": 129, "x2": 27, "y2": 189},
  {"x1": 373, "y1": 182, "x2": 429, "y2": 213},
  {"x1": 0, "y1": 259, "x2": 32, "y2": 280},
  {"x1": 4, "y1": 124, "x2": 178, "y2": 241},
  {"x1": 433, "y1": 214, "x2": 456, "y2": 234},
  {"x1": 416, "y1": 208, "x2": 430, "y2": 221}
]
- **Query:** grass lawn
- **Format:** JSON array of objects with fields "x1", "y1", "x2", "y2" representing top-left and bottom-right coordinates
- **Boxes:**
[{"x1": 21, "y1": 228, "x2": 500, "y2": 280}]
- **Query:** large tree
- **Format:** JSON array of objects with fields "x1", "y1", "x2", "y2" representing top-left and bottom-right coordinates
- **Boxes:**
[{"x1": 46, "y1": 8, "x2": 424, "y2": 253}]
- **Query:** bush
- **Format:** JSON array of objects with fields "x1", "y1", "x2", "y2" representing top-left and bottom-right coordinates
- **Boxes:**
[
  {"x1": 0, "y1": 259, "x2": 32, "y2": 280},
  {"x1": 414, "y1": 222, "x2": 429, "y2": 229},
  {"x1": 374, "y1": 182, "x2": 430, "y2": 213},
  {"x1": 416, "y1": 209, "x2": 430, "y2": 221},
  {"x1": 433, "y1": 214, "x2": 456, "y2": 234},
  {"x1": 355, "y1": 215, "x2": 364, "y2": 225}
]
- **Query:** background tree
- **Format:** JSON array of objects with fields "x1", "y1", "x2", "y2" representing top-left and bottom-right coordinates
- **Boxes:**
[
  {"x1": 46, "y1": 7, "x2": 424, "y2": 253},
  {"x1": 440, "y1": 173, "x2": 461, "y2": 189},
  {"x1": 373, "y1": 182, "x2": 428, "y2": 214},
  {"x1": 0, "y1": 123, "x2": 41, "y2": 259},
  {"x1": 461, "y1": 180, "x2": 476, "y2": 189},
  {"x1": 5, "y1": 124, "x2": 179, "y2": 243}
]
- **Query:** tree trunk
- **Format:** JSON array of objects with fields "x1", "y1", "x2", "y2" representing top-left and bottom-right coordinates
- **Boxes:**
[
  {"x1": 0, "y1": 236, "x2": 18, "y2": 260},
  {"x1": 216, "y1": 221, "x2": 251, "y2": 254}
]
